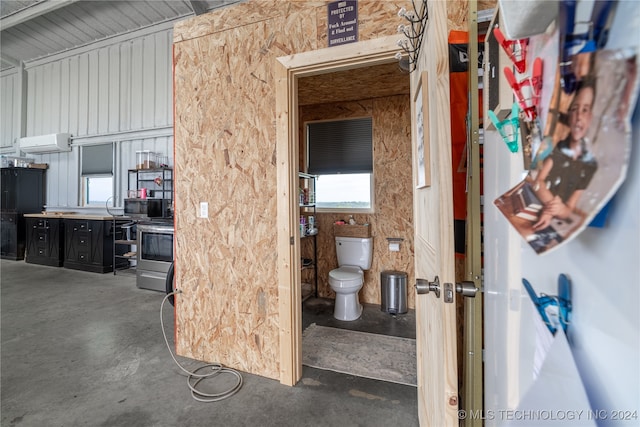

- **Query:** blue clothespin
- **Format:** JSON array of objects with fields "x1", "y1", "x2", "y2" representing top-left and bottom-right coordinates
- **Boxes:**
[
  {"x1": 558, "y1": 0, "x2": 617, "y2": 93},
  {"x1": 522, "y1": 274, "x2": 572, "y2": 335},
  {"x1": 488, "y1": 103, "x2": 520, "y2": 153}
]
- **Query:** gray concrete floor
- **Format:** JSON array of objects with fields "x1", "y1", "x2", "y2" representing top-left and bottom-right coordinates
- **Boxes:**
[{"x1": 1, "y1": 260, "x2": 418, "y2": 427}]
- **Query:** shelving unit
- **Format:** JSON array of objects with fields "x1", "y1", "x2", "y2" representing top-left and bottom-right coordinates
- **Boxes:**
[
  {"x1": 113, "y1": 218, "x2": 137, "y2": 275},
  {"x1": 128, "y1": 168, "x2": 173, "y2": 205},
  {"x1": 113, "y1": 167, "x2": 174, "y2": 275},
  {"x1": 299, "y1": 172, "x2": 318, "y2": 301}
]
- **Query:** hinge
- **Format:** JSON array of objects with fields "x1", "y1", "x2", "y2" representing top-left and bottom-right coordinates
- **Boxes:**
[{"x1": 290, "y1": 236, "x2": 294, "y2": 245}]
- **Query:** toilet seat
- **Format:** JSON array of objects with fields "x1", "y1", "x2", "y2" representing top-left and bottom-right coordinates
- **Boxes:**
[
  {"x1": 329, "y1": 266, "x2": 362, "y2": 285},
  {"x1": 329, "y1": 265, "x2": 364, "y2": 321}
]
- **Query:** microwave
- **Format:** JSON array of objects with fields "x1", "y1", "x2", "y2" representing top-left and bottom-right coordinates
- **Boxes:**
[{"x1": 124, "y1": 198, "x2": 170, "y2": 218}]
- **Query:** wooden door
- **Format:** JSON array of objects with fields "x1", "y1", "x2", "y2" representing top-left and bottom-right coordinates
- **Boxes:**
[
  {"x1": 413, "y1": 76, "x2": 459, "y2": 424},
  {"x1": 412, "y1": 2, "x2": 458, "y2": 422}
]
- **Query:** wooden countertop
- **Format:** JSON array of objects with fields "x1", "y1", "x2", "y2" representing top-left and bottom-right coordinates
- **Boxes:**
[{"x1": 23, "y1": 213, "x2": 122, "y2": 221}]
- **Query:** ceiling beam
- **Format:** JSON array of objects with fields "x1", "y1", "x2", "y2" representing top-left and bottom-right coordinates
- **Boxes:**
[
  {"x1": 0, "y1": 53, "x2": 20, "y2": 68},
  {"x1": 188, "y1": 1, "x2": 209, "y2": 16},
  {"x1": 0, "y1": 0, "x2": 78, "y2": 30}
]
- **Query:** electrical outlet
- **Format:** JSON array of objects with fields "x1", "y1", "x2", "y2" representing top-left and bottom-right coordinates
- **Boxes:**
[{"x1": 199, "y1": 202, "x2": 208, "y2": 218}]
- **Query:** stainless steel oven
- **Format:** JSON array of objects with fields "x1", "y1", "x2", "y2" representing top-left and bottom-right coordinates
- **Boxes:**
[{"x1": 136, "y1": 222, "x2": 174, "y2": 292}]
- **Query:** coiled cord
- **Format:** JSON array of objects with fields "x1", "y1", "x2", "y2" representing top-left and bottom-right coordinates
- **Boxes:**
[{"x1": 161, "y1": 291, "x2": 243, "y2": 402}]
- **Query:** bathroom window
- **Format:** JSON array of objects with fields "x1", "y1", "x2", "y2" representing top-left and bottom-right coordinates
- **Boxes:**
[
  {"x1": 307, "y1": 117, "x2": 374, "y2": 213},
  {"x1": 81, "y1": 143, "x2": 114, "y2": 207}
]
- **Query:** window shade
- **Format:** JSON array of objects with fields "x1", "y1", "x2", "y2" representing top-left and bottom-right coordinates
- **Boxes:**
[
  {"x1": 307, "y1": 117, "x2": 373, "y2": 175},
  {"x1": 81, "y1": 143, "x2": 113, "y2": 175}
]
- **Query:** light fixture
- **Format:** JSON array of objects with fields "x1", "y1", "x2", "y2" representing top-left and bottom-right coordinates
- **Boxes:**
[{"x1": 395, "y1": 1, "x2": 428, "y2": 73}]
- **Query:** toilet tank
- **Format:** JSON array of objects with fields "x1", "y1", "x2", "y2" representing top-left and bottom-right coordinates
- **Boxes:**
[{"x1": 335, "y1": 236, "x2": 373, "y2": 270}]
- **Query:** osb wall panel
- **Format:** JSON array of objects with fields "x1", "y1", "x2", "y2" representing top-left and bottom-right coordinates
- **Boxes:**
[
  {"x1": 316, "y1": 0, "x2": 414, "y2": 46},
  {"x1": 174, "y1": 0, "x2": 410, "y2": 45},
  {"x1": 479, "y1": 0, "x2": 497, "y2": 12},
  {"x1": 299, "y1": 95, "x2": 415, "y2": 309},
  {"x1": 447, "y1": 0, "x2": 495, "y2": 32},
  {"x1": 174, "y1": 0, "x2": 412, "y2": 381}
]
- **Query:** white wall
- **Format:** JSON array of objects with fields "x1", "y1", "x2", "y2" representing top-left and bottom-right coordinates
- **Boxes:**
[
  {"x1": 484, "y1": 2, "x2": 640, "y2": 425},
  {"x1": 2, "y1": 23, "x2": 175, "y2": 210},
  {"x1": 25, "y1": 29, "x2": 172, "y2": 137},
  {"x1": 0, "y1": 68, "x2": 22, "y2": 149}
]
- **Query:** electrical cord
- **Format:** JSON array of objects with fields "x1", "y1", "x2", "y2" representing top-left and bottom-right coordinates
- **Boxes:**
[
  {"x1": 160, "y1": 291, "x2": 243, "y2": 402},
  {"x1": 106, "y1": 196, "x2": 120, "y2": 217}
]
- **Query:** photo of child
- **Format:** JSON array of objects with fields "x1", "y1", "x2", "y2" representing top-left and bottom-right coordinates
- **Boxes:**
[{"x1": 495, "y1": 49, "x2": 638, "y2": 254}]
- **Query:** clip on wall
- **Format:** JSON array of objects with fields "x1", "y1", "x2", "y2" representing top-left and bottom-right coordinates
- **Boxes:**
[
  {"x1": 504, "y1": 57, "x2": 544, "y2": 122},
  {"x1": 522, "y1": 274, "x2": 572, "y2": 335},
  {"x1": 493, "y1": 26, "x2": 529, "y2": 74},
  {"x1": 488, "y1": 103, "x2": 520, "y2": 153}
]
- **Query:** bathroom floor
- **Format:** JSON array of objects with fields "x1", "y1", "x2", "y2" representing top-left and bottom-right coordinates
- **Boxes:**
[{"x1": 302, "y1": 297, "x2": 416, "y2": 339}]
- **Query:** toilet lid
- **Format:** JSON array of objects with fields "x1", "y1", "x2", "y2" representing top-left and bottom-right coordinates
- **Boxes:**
[{"x1": 329, "y1": 266, "x2": 362, "y2": 281}]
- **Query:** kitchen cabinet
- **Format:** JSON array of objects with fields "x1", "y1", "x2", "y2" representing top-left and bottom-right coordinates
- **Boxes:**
[
  {"x1": 0, "y1": 167, "x2": 46, "y2": 260},
  {"x1": 1, "y1": 167, "x2": 45, "y2": 213},
  {"x1": 299, "y1": 172, "x2": 318, "y2": 301},
  {"x1": 64, "y1": 219, "x2": 126, "y2": 273},
  {"x1": 1, "y1": 213, "x2": 23, "y2": 260},
  {"x1": 25, "y1": 217, "x2": 64, "y2": 266}
]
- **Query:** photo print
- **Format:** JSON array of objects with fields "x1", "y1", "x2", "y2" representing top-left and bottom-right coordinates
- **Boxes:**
[{"x1": 495, "y1": 49, "x2": 639, "y2": 254}]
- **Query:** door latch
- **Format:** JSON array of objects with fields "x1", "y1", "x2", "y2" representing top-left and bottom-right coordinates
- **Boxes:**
[
  {"x1": 415, "y1": 276, "x2": 440, "y2": 298},
  {"x1": 443, "y1": 281, "x2": 478, "y2": 303},
  {"x1": 456, "y1": 281, "x2": 478, "y2": 298}
]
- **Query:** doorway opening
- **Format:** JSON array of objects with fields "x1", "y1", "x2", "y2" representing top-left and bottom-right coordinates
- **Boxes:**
[{"x1": 275, "y1": 36, "x2": 413, "y2": 386}]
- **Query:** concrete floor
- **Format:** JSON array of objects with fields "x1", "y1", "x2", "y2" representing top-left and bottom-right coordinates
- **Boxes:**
[{"x1": 1, "y1": 260, "x2": 418, "y2": 427}]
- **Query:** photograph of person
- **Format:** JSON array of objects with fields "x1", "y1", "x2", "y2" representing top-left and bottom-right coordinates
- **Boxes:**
[
  {"x1": 530, "y1": 77, "x2": 597, "y2": 232},
  {"x1": 494, "y1": 49, "x2": 638, "y2": 255}
]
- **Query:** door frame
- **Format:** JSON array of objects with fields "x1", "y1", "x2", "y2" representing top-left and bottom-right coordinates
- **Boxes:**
[{"x1": 275, "y1": 35, "x2": 402, "y2": 386}]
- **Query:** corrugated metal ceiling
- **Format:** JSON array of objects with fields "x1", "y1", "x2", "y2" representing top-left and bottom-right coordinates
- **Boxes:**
[{"x1": 0, "y1": 0, "x2": 243, "y2": 71}]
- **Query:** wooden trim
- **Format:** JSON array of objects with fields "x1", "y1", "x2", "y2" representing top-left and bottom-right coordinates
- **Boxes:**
[
  {"x1": 276, "y1": 35, "x2": 402, "y2": 386},
  {"x1": 464, "y1": 1, "x2": 485, "y2": 426}
]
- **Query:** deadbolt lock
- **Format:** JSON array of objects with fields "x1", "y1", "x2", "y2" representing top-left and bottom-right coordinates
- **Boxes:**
[{"x1": 415, "y1": 276, "x2": 440, "y2": 298}]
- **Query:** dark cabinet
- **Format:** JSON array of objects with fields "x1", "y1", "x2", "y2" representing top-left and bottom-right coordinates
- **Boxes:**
[
  {"x1": 0, "y1": 168, "x2": 46, "y2": 260},
  {"x1": 64, "y1": 219, "x2": 124, "y2": 273},
  {"x1": 1, "y1": 168, "x2": 45, "y2": 212},
  {"x1": 25, "y1": 217, "x2": 64, "y2": 266},
  {"x1": 1, "y1": 213, "x2": 23, "y2": 260}
]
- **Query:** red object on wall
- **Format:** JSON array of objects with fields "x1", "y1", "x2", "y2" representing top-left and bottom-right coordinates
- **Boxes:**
[{"x1": 449, "y1": 30, "x2": 484, "y2": 255}]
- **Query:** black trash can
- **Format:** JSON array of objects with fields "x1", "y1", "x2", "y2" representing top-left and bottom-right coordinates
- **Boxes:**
[{"x1": 381, "y1": 270, "x2": 408, "y2": 314}]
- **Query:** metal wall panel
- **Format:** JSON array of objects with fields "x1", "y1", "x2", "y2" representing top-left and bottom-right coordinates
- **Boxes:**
[
  {"x1": 21, "y1": 27, "x2": 174, "y2": 209},
  {"x1": 0, "y1": 69, "x2": 19, "y2": 149},
  {"x1": 36, "y1": 136, "x2": 173, "y2": 209},
  {"x1": 25, "y1": 27, "x2": 173, "y2": 137}
]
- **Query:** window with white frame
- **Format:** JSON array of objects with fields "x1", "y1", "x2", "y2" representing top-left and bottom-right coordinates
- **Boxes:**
[
  {"x1": 307, "y1": 117, "x2": 374, "y2": 212},
  {"x1": 81, "y1": 143, "x2": 114, "y2": 207}
]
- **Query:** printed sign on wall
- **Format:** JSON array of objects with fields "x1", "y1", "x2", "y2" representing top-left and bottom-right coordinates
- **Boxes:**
[{"x1": 328, "y1": 0, "x2": 358, "y2": 47}]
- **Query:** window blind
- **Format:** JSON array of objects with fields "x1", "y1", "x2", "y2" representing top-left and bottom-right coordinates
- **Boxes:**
[
  {"x1": 81, "y1": 143, "x2": 113, "y2": 175},
  {"x1": 307, "y1": 117, "x2": 373, "y2": 175}
]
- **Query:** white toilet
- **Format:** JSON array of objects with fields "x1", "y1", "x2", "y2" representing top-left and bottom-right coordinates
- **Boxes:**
[{"x1": 329, "y1": 236, "x2": 373, "y2": 321}]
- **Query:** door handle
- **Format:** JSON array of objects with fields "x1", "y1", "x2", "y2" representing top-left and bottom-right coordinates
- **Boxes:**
[
  {"x1": 456, "y1": 281, "x2": 478, "y2": 298},
  {"x1": 415, "y1": 276, "x2": 440, "y2": 298}
]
